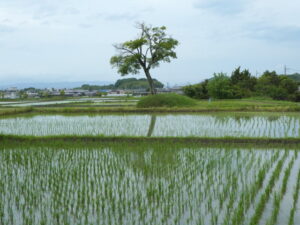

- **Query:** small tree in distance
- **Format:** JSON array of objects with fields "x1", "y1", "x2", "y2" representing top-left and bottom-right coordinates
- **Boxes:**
[{"x1": 110, "y1": 22, "x2": 179, "y2": 94}]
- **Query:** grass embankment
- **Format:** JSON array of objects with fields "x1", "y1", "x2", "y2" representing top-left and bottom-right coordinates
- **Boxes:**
[
  {"x1": 137, "y1": 93, "x2": 197, "y2": 108},
  {"x1": 1, "y1": 135, "x2": 300, "y2": 146},
  {"x1": 0, "y1": 98, "x2": 299, "y2": 116}
]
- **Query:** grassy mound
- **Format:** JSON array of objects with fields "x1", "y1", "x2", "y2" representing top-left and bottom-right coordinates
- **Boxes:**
[{"x1": 137, "y1": 93, "x2": 197, "y2": 108}]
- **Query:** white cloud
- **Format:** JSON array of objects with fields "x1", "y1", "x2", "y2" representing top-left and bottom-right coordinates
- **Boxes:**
[{"x1": 0, "y1": 0, "x2": 299, "y2": 85}]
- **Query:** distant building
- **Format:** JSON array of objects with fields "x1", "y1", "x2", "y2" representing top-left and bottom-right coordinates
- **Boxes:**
[
  {"x1": 132, "y1": 89, "x2": 148, "y2": 96},
  {"x1": 156, "y1": 86, "x2": 184, "y2": 94},
  {"x1": 107, "y1": 90, "x2": 128, "y2": 97},
  {"x1": 26, "y1": 92, "x2": 39, "y2": 98},
  {"x1": 58, "y1": 89, "x2": 97, "y2": 97},
  {"x1": 3, "y1": 87, "x2": 19, "y2": 99}
]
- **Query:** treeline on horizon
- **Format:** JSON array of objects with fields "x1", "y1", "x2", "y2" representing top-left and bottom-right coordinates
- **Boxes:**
[
  {"x1": 79, "y1": 78, "x2": 164, "y2": 91},
  {"x1": 184, "y1": 67, "x2": 300, "y2": 102}
]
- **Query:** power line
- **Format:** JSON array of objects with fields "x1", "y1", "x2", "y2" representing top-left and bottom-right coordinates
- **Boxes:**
[
  {"x1": 288, "y1": 67, "x2": 300, "y2": 72},
  {"x1": 284, "y1": 65, "x2": 300, "y2": 74}
]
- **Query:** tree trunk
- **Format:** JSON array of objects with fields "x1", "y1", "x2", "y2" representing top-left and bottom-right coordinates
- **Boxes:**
[
  {"x1": 144, "y1": 69, "x2": 156, "y2": 95},
  {"x1": 147, "y1": 115, "x2": 156, "y2": 137}
]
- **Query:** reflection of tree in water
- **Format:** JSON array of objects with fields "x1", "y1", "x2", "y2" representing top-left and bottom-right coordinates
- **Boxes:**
[
  {"x1": 213, "y1": 115, "x2": 252, "y2": 126},
  {"x1": 108, "y1": 142, "x2": 181, "y2": 179},
  {"x1": 267, "y1": 116, "x2": 280, "y2": 122},
  {"x1": 147, "y1": 115, "x2": 157, "y2": 137},
  {"x1": 233, "y1": 115, "x2": 251, "y2": 124}
]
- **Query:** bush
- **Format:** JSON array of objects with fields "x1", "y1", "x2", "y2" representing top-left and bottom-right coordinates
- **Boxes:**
[
  {"x1": 269, "y1": 87, "x2": 288, "y2": 100},
  {"x1": 207, "y1": 73, "x2": 235, "y2": 99},
  {"x1": 137, "y1": 93, "x2": 197, "y2": 108},
  {"x1": 183, "y1": 80, "x2": 209, "y2": 99},
  {"x1": 288, "y1": 92, "x2": 300, "y2": 102}
]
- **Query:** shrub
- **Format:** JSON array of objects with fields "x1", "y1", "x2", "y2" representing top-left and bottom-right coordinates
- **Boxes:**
[
  {"x1": 183, "y1": 80, "x2": 209, "y2": 99},
  {"x1": 207, "y1": 73, "x2": 235, "y2": 99},
  {"x1": 269, "y1": 87, "x2": 288, "y2": 100},
  {"x1": 137, "y1": 93, "x2": 197, "y2": 108}
]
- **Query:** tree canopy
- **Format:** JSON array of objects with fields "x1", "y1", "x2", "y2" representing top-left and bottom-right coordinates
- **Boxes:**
[
  {"x1": 79, "y1": 78, "x2": 164, "y2": 91},
  {"x1": 110, "y1": 22, "x2": 178, "y2": 94},
  {"x1": 184, "y1": 68, "x2": 300, "y2": 101}
]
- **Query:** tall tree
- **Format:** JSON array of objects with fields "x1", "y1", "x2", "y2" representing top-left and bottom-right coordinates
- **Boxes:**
[{"x1": 110, "y1": 22, "x2": 179, "y2": 94}]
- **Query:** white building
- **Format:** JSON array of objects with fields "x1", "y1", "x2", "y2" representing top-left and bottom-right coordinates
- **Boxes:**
[{"x1": 3, "y1": 87, "x2": 19, "y2": 99}]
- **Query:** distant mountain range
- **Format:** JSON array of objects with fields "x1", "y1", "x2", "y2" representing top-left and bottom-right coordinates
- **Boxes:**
[
  {"x1": 287, "y1": 73, "x2": 300, "y2": 82},
  {"x1": 0, "y1": 81, "x2": 111, "y2": 90},
  {"x1": 77, "y1": 78, "x2": 164, "y2": 91}
]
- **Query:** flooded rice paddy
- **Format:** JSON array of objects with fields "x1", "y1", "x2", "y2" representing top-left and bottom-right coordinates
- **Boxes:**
[
  {"x1": 0, "y1": 144, "x2": 299, "y2": 225},
  {"x1": 0, "y1": 113, "x2": 299, "y2": 138},
  {"x1": 1, "y1": 111, "x2": 300, "y2": 225},
  {"x1": 0, "y1": 98, "x2": 138, "y2": 107}
]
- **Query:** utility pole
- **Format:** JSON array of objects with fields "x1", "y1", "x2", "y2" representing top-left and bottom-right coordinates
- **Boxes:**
[
  {"x1": 284, "y1": 65, "x2": 291, "y2": 75},
  {"x1": 284, "y1": 65, "x2": 287, "y2": 75}
]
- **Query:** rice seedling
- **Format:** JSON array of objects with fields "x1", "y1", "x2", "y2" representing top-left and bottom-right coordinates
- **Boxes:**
[
  {"x1": 0, "y1": 113, "x2": 299, "y2": 138},
  {"x1": 0, "y1": 143, "x2": 299, "y2": 225},
  {"x1": 288, "y1": 167, "x2": 300, "y2": 225}
]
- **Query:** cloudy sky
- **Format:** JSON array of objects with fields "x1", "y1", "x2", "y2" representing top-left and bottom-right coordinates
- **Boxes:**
[{"x1": 0, "y1": 0, "x2": 300, "y2": 86}]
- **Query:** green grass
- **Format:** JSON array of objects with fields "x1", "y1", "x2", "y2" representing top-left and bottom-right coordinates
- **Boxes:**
[
  {"x1": 195, "y1": 98, "x2": 300, "y2": 110},
  {"x1": 1, "y1": 143, "x2": 294, "y2": 225},
  {"x1": 1, "y1": 134, "x2": 300, "y2": 146},
  {"x1": 0, "y1": 98, "x2": 300, "y2": 117},
  {"x1": 137, "y1": 93, "x2": 197, "y2": 108}
]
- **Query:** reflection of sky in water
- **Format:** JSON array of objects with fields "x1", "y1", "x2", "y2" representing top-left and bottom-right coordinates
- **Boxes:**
[
  {"x1": 1, "y1": 98, "x2": 138, "y2": 107},
  {"x1": 0, "y1": 145, "x2": 297, "y2": 225},
  {"x1": 0, "y1": 114, "x2": 299, "y2": 137}
]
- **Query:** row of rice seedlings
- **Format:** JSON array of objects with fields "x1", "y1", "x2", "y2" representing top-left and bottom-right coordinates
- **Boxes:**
[
  {"x1": 0, "y1": 145, "x2": 296, "y2": 225},
  {"x1": 5, "y1": 148, "x2": 268, "y2": 225},
  {"x1": 253, "y1": 152, "x2": 293, "y2": 225},
  {"x1": 0, "y1": 114, "x2": 299, "y2": 137},
  {"x1": 288, "y1": 166, "x2": 300, "y2": 225},
  {"x1": 223, "y1": 151, "x2": 281, "y2": 225},
  {"x1": 248, "y1": 151, "x2": 289, "y2": 225},
  {"x1": 265, "y1": 153, "x2": 296, "y2": 225}
]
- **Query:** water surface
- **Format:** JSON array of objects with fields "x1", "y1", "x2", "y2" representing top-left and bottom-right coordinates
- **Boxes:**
[{"x1": 0, "y1": 113, "x2": 299, "y2": 137}]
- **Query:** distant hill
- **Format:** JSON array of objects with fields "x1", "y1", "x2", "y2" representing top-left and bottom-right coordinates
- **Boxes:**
[
  {"x1": 287, "y1": 73, "x2": 300, "y2": 82},
  {"x1": 79, "y1": 78, "x2": 164, "y2": 91},
  {"x1": 0, "y1": 81, "x2": 111, "y2": 90}
]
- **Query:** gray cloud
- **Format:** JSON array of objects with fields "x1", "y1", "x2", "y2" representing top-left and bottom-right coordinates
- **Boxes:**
[
  {"x1": 89, "y1": 12, "x2": 139, "y2": 22},
  {"x1": 105, "y1": 13, "x2": 139, "y2": 21},
  {"x1": 194, "y1": 0, "x2": 247, "y2": 15},
  {"x1": 246, "y1": 24, "x2": 300, "y2": 42},
  {"x1": 0, "y1": 0, "x2": 299, "y2": 84},
  {"x1": 64, "y1": 7, "x2": 80, "y2": 16},
  {"x1": 0, "y1": 24, "x2": 15, "y2": 33},
  {"x1": 33, "y1": 5, "x2": 59, "y2": 20},
  {"x1": 78, "y1": 23, "x2": 93, "y2": 29}
]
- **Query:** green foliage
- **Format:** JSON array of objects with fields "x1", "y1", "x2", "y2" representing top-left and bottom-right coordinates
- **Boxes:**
[
  {"x1": 59, "y1": 90, "x2": 65, "y2": 96},
  {"x1": 184, "y1": 67, "x2": 300, "y2": 102},
  {"x1": 231, "y1": 67, "x2": 257, "y2": 98},
  {"x1": 79, "y1": 78, "x2": 164, "y2": 91},
  {"x1": 115, "y1": 78, "x2": 164, "y2": 89},
  {"x1": 255, "y1": 71, "x2": 299, "y2": 100},
  {"x1": 183, "y1": 80, "x2": 209, "y2": 99},
  {"x1": 110, "y1": 54, "x2": 142, "y2": 75},
  {"x1": 137, "y1": 93, "x2": 197, "y2": 108},
  {"x1": 110, "y1": 22, "x2": 179, "y2": 94},
  {"x1": 287, "y1": 73, "x2": 300, "y2": 82},
  {"x1": 110, "y1": 24, "x2": 179, "y2": 70},
  {"x1": 207, "y1": 73, "x2": 235, "y2": 99},
  {"x1": 290, "y1": 92, "x2": 300, "y2": 102},
  {"x1": 19, "y1": 90, "x2": 28, "y2": 99},
  {"x1": 278, "y1": 75, "x2": 298, "y2": 94},
  {"x1": 255, "y1": 71, "x2": 280, "y2": 96},
  {"x1": 80, "y1": 84, "x2": 114, "y2": 91}
]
